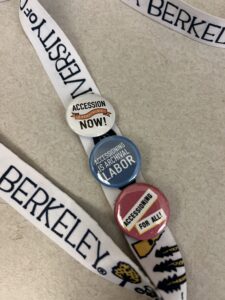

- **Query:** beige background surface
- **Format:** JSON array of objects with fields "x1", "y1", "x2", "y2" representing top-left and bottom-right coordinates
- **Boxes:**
[{"x1": 0, "y1": 0, "x2": 225, "y2": 299}]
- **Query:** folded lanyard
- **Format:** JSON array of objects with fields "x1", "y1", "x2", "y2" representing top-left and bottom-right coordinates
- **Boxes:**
[{"x1": 1, "y1": 1, "x2": 188, "y2": 299}]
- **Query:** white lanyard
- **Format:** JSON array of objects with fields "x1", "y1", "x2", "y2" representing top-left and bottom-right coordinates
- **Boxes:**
[
  {"x1": 122, "y1": 0, "x2": 225, "y2": 48},
  {"x1": 0, "y1": 143, "x2": 157, "y2": 296},
  {"x1": 2, "y1": 1, "x2": 188, "y2": 299}
]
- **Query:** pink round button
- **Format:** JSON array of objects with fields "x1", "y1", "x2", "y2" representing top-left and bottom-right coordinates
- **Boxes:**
[{"x1": 114, "y1": 183, "x2": 170, "y2": 240}]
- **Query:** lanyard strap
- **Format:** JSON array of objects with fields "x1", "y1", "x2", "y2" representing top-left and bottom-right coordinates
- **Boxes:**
[
  {"x1": 0, "y1": 143, "x2": 156, "y2": 296},
  {"x1": 17, "y1": 1, "x2": 187, "y2": 299},
  {"x1": 122, "y1": 0, "x2": 225, "y2": 48}
]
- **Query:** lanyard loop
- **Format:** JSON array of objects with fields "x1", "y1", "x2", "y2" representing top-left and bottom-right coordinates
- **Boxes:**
[{"x1": 16, "y1": 1, "x2": 187, "y2": 299}]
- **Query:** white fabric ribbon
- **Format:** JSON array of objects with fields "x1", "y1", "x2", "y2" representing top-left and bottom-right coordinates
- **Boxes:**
[
  {"x1": 2, "y1": 1, "x2": 188, "y2": 299},
  {"x1": 122, "y1": 0, "x2": 225, "y2": 48},
  {"x1": 0, "y1": 143, "x2": 159, "y2": 297}
]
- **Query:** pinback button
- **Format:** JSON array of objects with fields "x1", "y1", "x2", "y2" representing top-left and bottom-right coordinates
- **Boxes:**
[
  {"x1": 114, "y1": 183, "x2": 170, "y2": 240},
  {"x1": 89, "y1": 136, "x2": 141, "y2": 188},
  {"x1": 66, "y1": 93, "x2": 116, "y2": 137}
]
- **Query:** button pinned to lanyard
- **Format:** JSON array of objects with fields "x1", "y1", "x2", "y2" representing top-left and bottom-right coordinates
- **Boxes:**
[
  {"x1": 89, "y1": 136, "x2": 141, "y2": 188},
  {"x1": 114, "y1": 183, "x2": 170, "y2": 240},
  {"x1": 66, "y1": 93, "x2": 116, "y2": 137}
]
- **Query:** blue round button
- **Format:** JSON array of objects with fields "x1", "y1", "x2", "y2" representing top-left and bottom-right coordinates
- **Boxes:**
[{"x1": 89, "y1": 136, "x2": 141, "y2": 188}]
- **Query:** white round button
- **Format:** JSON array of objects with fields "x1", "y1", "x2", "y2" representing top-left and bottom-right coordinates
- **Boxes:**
[{"x1": 66, "y1": 94, "x2": 116, "y2": 137}]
